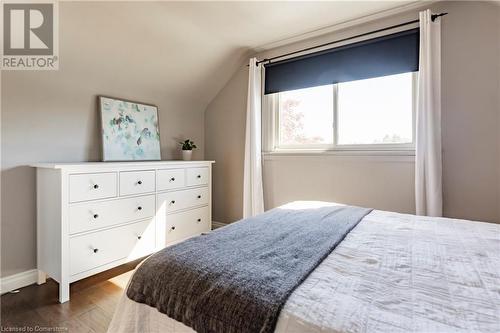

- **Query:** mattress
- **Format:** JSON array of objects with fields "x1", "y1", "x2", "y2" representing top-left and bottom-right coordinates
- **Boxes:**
[{"x1": 108, "y1": 202, "x2": 500, "y2": 333}]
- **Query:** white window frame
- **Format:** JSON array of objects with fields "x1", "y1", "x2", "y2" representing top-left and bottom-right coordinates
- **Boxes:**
[{"x1": 263, "y1": 72, "x2": 417, "y2": 155}]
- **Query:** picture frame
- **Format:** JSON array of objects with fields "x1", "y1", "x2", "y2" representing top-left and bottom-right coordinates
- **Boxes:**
[{"x1": 99, "y1": 96, "x2": 161, "y2": 161}]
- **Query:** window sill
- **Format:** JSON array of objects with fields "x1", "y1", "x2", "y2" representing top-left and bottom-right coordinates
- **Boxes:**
[
  {"x1": 262, "y1": 149, "x2": 415, "y2": 162},
  {"x1": 264, "y1": 148, "x2": 415, "y2": 156}
]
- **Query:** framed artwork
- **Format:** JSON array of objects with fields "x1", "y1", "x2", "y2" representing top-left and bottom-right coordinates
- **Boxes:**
[{"x1": 99, "y1": 96, "x2": 161, "y2": 161}]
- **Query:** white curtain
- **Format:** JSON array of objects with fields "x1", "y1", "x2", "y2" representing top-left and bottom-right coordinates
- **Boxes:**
[
  {"x1": 243, "y1": 58, "x2": 264, "y2": 218},
  {"x1": 415, "y1": 9, "x2": 443, "y2": 217}
]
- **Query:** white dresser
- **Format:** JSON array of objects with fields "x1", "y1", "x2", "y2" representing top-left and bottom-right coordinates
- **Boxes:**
[{"x1": 32, "y1": 161, "x2": 214, "y2": 303}]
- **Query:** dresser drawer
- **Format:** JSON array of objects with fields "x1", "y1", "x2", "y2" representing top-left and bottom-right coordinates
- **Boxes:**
[
  {"x1": 186, "y1": 167, "x2": 209, "y2": 186},
  {"x1": 158, "y1": 187, "x2": 209, "y2": 213},
  {"x1": 120, "y1": 170, "x2": 155, "y2": 196},
  {"x1": 157, "y1": 169, "x2": 185, "y2": 191},
  {"x1": 69, "y1": 219, "x2": 155, "y2": 276},
  {"x1": 69, "y1": 195, "x2": 155, "y2": 234},
  {"x1": 166, "y1": 206, "x2": 210, "y2": 244},
  {"x1": 69, "y1": 173, "x2": 117, "y2": 203}
]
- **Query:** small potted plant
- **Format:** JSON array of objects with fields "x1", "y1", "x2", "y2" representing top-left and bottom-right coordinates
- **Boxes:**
[{"x1": 179, "y1": 139, "x2": 197, "y2": 161}]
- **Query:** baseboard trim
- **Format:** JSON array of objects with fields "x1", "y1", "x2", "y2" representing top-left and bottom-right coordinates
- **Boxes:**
[
  {"x1": 212, "y1": 221, "x2": 228, "y2": 229},
  {"x1": 0, "y1": 269, "x2": 38, "y2": 294}
]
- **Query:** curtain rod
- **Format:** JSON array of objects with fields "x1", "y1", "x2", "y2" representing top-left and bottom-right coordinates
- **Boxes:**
[{"x1": 255, "y1": 12, "x2": 448, "y2": 66}]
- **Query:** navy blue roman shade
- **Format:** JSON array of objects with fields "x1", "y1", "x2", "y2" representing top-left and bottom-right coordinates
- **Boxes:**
[{"x1": 264, "y1": 28, "x2": 419, "y2": 95}]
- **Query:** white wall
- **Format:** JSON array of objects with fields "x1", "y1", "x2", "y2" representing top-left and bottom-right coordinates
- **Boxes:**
[
  {"x1": 263, "y1": 155, "x2": 415, "y2": 213},
  {"x1": 205, "y1": 1, "x2": 500, "y2": 224},
  {"x1": 437, "y1": 1, "x2": 499, "y2": 223},
  {"x1": 495, "y1": 2, "x2": 500, "y2": 222},
  {"x1": 204, "y1": 67, "x2": 248, "y2": 223}
]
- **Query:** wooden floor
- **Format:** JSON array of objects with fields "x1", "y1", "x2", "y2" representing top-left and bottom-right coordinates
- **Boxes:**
[{"x1": 0, "y1": 260, "x2": 141, "y2": 333}]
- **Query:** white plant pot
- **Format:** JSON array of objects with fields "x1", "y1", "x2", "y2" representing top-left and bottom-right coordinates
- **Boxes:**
[{"x1": 182, "y1": 150, "x2": 193, "y2": 161}]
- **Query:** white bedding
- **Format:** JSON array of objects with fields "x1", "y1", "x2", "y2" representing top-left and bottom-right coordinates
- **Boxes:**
[{"x1": 108, "y1": 203, "x2": 500, "y2": 333}]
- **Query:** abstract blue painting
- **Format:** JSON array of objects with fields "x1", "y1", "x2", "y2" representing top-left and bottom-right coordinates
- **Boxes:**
[{"x1": 100, "y1": 96, "x2": 161, "y2": 161}]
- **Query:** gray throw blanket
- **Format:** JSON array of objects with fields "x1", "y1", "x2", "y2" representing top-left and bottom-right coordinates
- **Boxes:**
[{"x1": 127, "y1": 204, "x2": 372, "y2": 333}]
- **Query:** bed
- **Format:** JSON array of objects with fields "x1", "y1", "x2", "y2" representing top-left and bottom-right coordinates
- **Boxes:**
[{"x1": 108, "y1": 201, "x2": 500, "y2": 333}]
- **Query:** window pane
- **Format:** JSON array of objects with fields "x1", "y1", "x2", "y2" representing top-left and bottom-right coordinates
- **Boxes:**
[
  {"x1": 278, "y1": 85, "x2": 333, "y2": 146},
  {"x1": 337, "y1": 72, "x2": 414, "y2": 145}
]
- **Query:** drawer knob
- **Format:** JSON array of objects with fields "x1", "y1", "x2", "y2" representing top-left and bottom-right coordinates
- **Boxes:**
[
  {"x1": 137, "y1": 235, "x2": 142, "y2": 240},
  {"x1": 93, "y1": 214, "x2": 99, "y2": 219},
  {"x1": 93, "y1": 184, "x2": 99, "y2": 189},
  {"x1": 137, "y1": 206, "x2": 143, "y2": 211},
  {"x1": 197, "y1": 218, "x2": 201, "y2": 223},
  {"x1": 137, "y1": 180, "x2": 143, "y2": 185},
  {"x1": 197, "y1": 175, "x2": 201, "y2": 179},
  {"x1": 170, "y1": 177, "x2": 175, "y2": 182},
  {"x1": 197, "y1": 195, "x2": 201, "y2": 199},
  {"x1": 170, "y1": 200, "x2": 175, "y2": 204},
  {"x1": 171, "y1": 226, "x2": 176, "y2": 230},
  {"x1": 93, "y1": 248, "x2": 99, "y2": 253}
]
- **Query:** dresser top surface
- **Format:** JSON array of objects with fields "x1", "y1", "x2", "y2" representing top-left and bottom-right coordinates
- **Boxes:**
[{"x1": 32, "y1": 160, "x2": 215, "y2": 169}]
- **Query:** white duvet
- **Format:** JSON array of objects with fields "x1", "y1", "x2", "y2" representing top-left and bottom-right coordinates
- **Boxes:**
[{"x1": 108, "y1": 202, "x2": 500, "y2": 333}]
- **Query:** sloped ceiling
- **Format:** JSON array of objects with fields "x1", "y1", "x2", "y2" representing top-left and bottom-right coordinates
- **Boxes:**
[{"x1": 65, "y1": 1, "x2": 417, "y2": 111}]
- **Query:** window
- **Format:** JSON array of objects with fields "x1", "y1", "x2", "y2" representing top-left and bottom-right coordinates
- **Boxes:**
[
  {"x1": 278, "y1": 85, "x2": 333, "y2": 146},
  {"x1": 271, "y1": 72, "x2": 416, "y2": 152}
]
